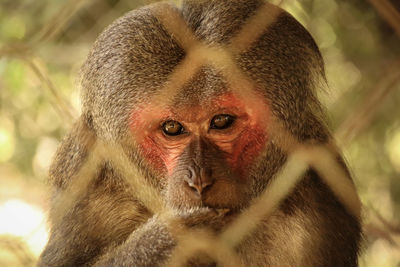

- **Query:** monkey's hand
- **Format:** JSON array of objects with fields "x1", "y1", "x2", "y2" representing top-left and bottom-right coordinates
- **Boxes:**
[
  {"x1": 94, "y1": 215, "x2": 175, "y2": 267},
  {"x1": 94, "y1": 210, "x2": 226, "y2": 267},
  {"x1": 173, "y1": 207, "x2": 234, "y2": 231}
]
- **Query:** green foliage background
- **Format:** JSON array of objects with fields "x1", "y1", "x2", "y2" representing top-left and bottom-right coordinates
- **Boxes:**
[{"x1": 0, "y1": 0, "x2": 399, "y2": 266}]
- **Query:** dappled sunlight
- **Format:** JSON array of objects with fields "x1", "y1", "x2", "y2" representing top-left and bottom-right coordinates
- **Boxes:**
[
  {"x1": 0, "y1": 118, "x2": 15, "y2": 163},
  {"x1": 0, "y1": 199, "x2": 49, "y2": 257},
  {"x1": 386, "y1": 129, "x2": 400, "y2": 172}
]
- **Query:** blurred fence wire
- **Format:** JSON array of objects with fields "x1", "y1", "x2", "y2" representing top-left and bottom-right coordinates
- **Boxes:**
[{"x1": 1, "y1": 0, "x2": 400, "y2": 266}]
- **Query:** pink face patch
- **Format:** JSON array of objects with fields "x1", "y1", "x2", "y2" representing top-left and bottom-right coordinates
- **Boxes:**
[{"x1": 129, "y1": 92, "x2": 270, "y2": 178}]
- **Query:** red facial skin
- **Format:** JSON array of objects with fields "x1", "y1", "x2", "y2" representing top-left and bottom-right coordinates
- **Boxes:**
[{"x1": 130, "y1": 92, "x2": 269, "y2": 179}]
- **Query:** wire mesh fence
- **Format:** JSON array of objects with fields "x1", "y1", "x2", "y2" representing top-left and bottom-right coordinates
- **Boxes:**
[{"x1": 0, "y1": 0, "x2": 400, "y2": 266}]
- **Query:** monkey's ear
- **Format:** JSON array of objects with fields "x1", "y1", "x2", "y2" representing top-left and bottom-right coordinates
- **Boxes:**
[{"x1": 48, "y1": 114, "x2": 96, "y2": 189}]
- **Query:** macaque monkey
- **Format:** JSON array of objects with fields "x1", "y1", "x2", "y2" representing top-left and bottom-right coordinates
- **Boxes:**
[{"x1": 39, "y1": 0, "x2": 361, "y2": 266}]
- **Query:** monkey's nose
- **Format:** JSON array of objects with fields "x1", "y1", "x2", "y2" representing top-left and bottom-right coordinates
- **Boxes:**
[{"x1": 185, "y1": 167, "x2": 214, "y2": 195}]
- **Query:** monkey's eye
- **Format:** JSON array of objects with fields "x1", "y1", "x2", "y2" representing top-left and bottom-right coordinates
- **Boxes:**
[
  {"x1": 162, "y1": 120, "x2": 184, "y2": 136},
  {"x1": 210, "y1": 114, "x2": 235, "y2": 130}
]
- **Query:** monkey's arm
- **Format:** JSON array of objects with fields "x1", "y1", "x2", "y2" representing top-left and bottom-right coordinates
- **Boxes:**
[
  {"x1": 38, "y1": 117, "x2": 173, "y2": 266},
  {"x1": 93, "y1": 216, "x2": 175, "y2": 267},
  {"x1": 40, "y1": 211, "x2": 175, "y2": 267}
]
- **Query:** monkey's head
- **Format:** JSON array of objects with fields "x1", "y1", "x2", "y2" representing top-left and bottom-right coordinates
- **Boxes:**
[{"x1": 81, "y1": 0, "x2": 329, "y2": 214}]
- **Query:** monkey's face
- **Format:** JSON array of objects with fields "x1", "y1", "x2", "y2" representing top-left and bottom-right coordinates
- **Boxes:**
[
  {"x1": 81, "y1": 1, "x2": 328, "y2": 218},
  {"x1": 130, "y1": 91, "x2": 269, "y2": 211}
]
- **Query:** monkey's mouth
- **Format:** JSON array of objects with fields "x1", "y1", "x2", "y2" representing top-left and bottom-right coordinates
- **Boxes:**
[
  {"x1": 212, "y1": 208, "x2": 239, "y2": 221},
  {"x1": 213, "y1": 208, "x2": 231, "y2": 215},
  {"x1": 204, "y1": 203, "x2": 242, "y2": 216}
]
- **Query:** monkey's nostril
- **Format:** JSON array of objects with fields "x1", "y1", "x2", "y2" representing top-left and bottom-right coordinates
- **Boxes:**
[
  {"x1": 184, "y1": 168, "x2": 214, "y2": 196},
  {"x1": 199, "y1": 181, "x2": 213, "y2": 194},
  {"x1": 187, "y1": 181, "x2": 212, "y2": 196}
]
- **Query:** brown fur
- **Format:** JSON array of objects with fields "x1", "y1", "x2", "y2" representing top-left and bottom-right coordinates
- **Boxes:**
[{"x1": 38, "y1": 1, "x2": 361, "y2": 266}]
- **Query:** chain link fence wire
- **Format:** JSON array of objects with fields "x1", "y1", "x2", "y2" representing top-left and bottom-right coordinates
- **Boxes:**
[{"x1": 0, "y1": 0, "x2": 400, "y2": 266}]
